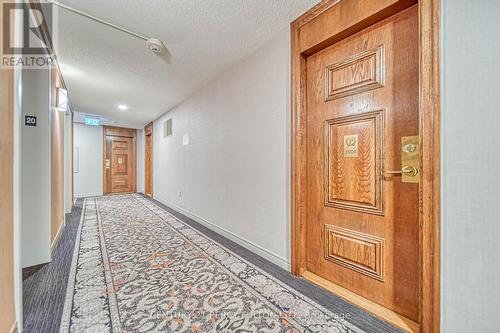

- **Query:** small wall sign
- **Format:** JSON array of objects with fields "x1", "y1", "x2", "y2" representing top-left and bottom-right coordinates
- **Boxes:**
[{"x1": 25, "y1": 115, "x2": 37, "y2": 127}]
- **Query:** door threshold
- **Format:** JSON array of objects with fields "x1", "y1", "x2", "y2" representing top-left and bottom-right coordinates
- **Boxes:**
[
  {"x1": 301, "y1": 270, "x2": 419, "y2": 333},
  {"x1": 104, "y1": 192, "x2": 136, "y2": 196}
]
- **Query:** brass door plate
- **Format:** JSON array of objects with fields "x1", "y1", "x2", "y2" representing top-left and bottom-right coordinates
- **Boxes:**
[
  {"x1": 401, "y1": 136, "x2": 420, "y2": 183},
  {"x1": 343, "y1": 134, "x2": 359, "y2": 157}
]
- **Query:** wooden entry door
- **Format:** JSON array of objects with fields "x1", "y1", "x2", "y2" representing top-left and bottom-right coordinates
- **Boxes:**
[
  {"x1": 104, "y1": 126, "x2": 137, "y2": 194},
  {"x1": 144, "y1": 122, "x2": 153, "y2": 196},
  {"x1": 304, "y1": 5, "x2": 420, "y2": 325}
]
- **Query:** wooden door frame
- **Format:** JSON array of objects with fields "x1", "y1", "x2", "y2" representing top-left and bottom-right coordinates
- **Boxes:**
[
  {"x1": 103, "y1": 125, "x2": 137, "y2": 194},
  {"x1": 290, "y1": 0, "x2": 440, "y2": 332},
  {"x1": 144, "y1": 122, "x2": 153, "y2": 196}
]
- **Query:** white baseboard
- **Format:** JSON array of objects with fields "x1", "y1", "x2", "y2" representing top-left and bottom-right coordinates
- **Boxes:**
[
  {"x1": 153, "y1": 196, "x2": 291, "y2": 271},
  {"x1": 75, "y1": 192, "x2": 103, "y2": 198}
]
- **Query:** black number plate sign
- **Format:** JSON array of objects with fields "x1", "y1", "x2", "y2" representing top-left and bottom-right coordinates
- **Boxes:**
[{"x1": 25, "y1": 115, "x2": 37, "y2": 126}]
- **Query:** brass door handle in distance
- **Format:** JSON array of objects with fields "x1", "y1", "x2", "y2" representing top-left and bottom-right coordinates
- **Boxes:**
[{"x1": 385, "y1": 165, "x2": 419, "y2": 177}]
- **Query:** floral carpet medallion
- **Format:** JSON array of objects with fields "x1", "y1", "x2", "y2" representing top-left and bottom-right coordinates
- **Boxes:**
[{"x1": 60, "y1": 194, "x2": 364, "y2": 332}]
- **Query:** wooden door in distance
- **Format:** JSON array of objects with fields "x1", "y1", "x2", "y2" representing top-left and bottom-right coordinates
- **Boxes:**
[
  {"x1": 104, "y1": 126, "x2": 136, "y2": 194},
  {"x1": 144, "y1": 122, "x2": 153, "y2": 196},
  {"x1": 305, "y1": 6, "x2": 420, "y2": 322}
]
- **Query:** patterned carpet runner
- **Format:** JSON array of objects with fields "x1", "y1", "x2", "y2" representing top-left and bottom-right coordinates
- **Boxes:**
[{"x1": 60, "y1": 194, "x2": 363, "y2": 332}]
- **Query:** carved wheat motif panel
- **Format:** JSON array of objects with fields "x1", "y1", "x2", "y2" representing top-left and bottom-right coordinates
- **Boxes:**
[{"x1": 324, "y1": 110, "x2": 384, "y2": 215}]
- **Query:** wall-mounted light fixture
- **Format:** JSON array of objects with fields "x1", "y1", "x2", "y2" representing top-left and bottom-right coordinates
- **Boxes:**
[{"x1": 57, "y1": 87, "x2": 68, "y2": 112}]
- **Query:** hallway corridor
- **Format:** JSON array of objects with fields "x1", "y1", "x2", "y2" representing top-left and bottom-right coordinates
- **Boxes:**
[
  {"x1": 25, "y1": 194, "x2": 399, "y2": 333},
  {"x1": 3, "y1": 0, "x2": 500, "y2": 332}
]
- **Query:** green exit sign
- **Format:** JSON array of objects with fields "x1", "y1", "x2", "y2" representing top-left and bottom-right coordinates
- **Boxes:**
[{"x1": 84, "y1": 117, "x2": 100, "y2": 126}]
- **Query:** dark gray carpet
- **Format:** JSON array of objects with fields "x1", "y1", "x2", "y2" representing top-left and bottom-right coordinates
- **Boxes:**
[
  {"x1": 143, "y1": 195, "x2": 403, "y2": 333},
  {"x1": 22, "y1": 198, "x2": 83, "y2": 333}
]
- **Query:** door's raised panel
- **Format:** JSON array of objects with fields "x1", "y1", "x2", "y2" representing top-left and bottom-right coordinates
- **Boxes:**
[
  {"x1": 112, "y1": 141, "x2": 129, "y2": 151},
  {"x1": 112, "y1": 178, "x2": 129, "y2": 191},
  {"x1": 325, "y1": 225, "x2": 385, "y2": 281},
  {"x1": 325, "y1": 110, "x2": 384, "y2": 214},
  {"x1": 105, "y1": 126, "x2": 136, "y2": 138},
  {"x1": 325, "y1": 45, "x2": 385, "y2": 101},
  {"x1": 113, "y1": 154, "x2": 128, "y2": 175},
  {"x1": 116, "y1": 178, "x2": 126, "y2": 184}
]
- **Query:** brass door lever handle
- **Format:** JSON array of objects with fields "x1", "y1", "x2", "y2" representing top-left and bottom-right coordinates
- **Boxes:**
[{"x1": 385, "y1": 165, "x2": 419, "y2": 177}]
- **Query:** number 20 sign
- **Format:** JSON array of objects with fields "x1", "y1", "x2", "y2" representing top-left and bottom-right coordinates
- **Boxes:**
[{"x1": 25, "y1": 115, "x2": 37, "y2": 127}]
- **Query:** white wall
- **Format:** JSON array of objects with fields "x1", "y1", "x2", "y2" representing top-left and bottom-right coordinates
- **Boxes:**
[
  {"x1": 441, "y1": 0, "x2": 500, "y2": 331},
  {"x1": 13, "y1": 15, "x2": 23, "y2": 325},
  {"x1": 73, "y1": 123, "x2": 103, "y2": 197},
  {"x1": 137, "y1": 129, "x2": 145, "y2": 193},
  {"x1": 153, "y1": 28, "x2": 291, "y2": 269},
  {"x1": 21, "y1": 68, "x2": 52, "y2": 268},
  {"x1": 64, "y1": 114, "x2": 73, "y2": 213}
]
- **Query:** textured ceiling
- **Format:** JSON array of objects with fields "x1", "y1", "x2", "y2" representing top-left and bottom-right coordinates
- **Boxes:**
[{"x1": 55, "y1": 0, "x2": 319, "y2": 128}]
